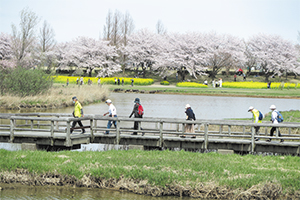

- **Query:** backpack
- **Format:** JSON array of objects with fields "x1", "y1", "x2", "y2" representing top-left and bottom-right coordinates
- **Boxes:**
[
  {"x1": 138, "y1": 104, "x2": 144, "y2": 116},
  {"x1": 258, "y1": 111, "x2": 264, "y2": 120},
  {"x1": 276, "y1": 111, "x2": 284, "y2": 123}
]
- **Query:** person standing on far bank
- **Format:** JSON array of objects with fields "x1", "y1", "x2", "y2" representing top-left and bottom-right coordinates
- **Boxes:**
[
  {"x1": 267, "y1": 105, "x2": 284, "y2": 143},
  {"x1": 129, "y1": 98, "x2": 144, "y2": 135},
  {"x1": 103, "y1": 99, "x2": 117, "y2": 134},
  {"x1": 71, "y1": 96, "x2": 85, "y2": 134}
]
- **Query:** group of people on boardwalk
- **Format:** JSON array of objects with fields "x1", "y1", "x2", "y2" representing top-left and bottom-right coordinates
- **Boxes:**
[
  {"x1": 248, "y1": 104, "x2": 284, "y2": 143},
  {"x1": 70, "y1": 96, "x2": 285, "y2": 142}
]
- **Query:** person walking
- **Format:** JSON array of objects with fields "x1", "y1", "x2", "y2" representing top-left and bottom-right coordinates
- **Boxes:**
[
  {"x1": 248, "y1": 106, "x2": 263, "y2": 141},
  {"x1": 103, "y1": 99, "x2": 117, "y2": 134},
  {"x1": 181, "y1": 104, "x2": 196, "y2": 138},
  {"x1": 122, "y1": 78, "x2": 124, "y2": 86},
  {"x1": 66, "y1": 78, "x2": 69, "y2": 86},
  {"x1": 98, "y1": 78, "x2": 101, "y2": 86},
  {"x1": 267, "y1": 105, "x2": 284, "y2": 143},
  {"x1": 129, "y1": 98, "x2": 144, "y2": 135},
  {"x1": 71, "y1": 96, "x2": 85, "y2": 134}
]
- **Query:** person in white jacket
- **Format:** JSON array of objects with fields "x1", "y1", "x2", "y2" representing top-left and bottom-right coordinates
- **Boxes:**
[{"x1": 267, "y1": 105, "x2": 284, "y2": 143}]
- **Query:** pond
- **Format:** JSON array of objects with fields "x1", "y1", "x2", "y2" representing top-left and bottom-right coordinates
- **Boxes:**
[{"x1": 4, "y1": 92, "x2": 299, "y2": 120}]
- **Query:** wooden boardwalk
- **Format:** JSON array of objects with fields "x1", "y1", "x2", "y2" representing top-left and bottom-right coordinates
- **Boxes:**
[{"x1": 0, "y1": 113, "x2": 300, "y2": 154}]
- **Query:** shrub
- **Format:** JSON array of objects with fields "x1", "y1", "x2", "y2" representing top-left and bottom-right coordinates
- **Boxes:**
[
  {"x1": 160, "y1": 81, "x2": 169, "y2": 85},
  {"x1": 3, "y1": 67, "x2": 53, "y2": 97},
  {"x1": 176, "y1": 82, "x2": 208, "y2": 88}
]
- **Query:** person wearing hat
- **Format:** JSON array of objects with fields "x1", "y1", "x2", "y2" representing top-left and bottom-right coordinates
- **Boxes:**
[
  {"x1": 129, "y1": 98, "x2": 143, "y2": 135},
  {"x1": 71, "y1": 96, "x2": 85, "y2": 134},
  {"x1": 103, "y1": 99, "x2": 117, "y2": 134},
  {"x1": 248, "y1": 106, "x2": 262, "y2": 141},
  {"x1": 181, "y1": 104, "x2": 196, "y2": 138},
  {"x1": 268, "y1": 105, "x2": 284, "y2": 142}
]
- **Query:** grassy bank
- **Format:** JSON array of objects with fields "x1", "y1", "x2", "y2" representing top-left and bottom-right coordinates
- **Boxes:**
[
  {"x1": 0, "y1": 149, "x2": 299, "y2": 198},
  {"x1": 108, "y1": 84, "x2": 300, "y2": 99},
  {"x1": 0, "y1": 85, "x2": 109, "y2": 110}
]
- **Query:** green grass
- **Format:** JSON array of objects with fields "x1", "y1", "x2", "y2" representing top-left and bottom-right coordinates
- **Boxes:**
[
  {"x1": 231, "y1": 110, "x2": 300, "y2": 123},
  {"x1": 107, "y1": 84, "x2": 300, "y2": 98},
  {"x1": 1, "y1": 149, "x2": 300, "y2": 193}
]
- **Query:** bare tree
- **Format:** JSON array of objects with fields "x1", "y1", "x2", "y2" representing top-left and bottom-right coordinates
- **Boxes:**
[
  {"x1": 11, "y1": 7, "x2": 39, "y2": 67},
  {"x1": 111, "y1": 10, "x2": 122, "y2": 46},
  {"x1": 39, "y1": 20, "x2": 56, "y2": 52},
  {"x1": 103, "y1": 10, "x2": 113, "y2": 41},
  {"x1": 122, "y1": 11, "x2": 135, "y2": 46},
  {"x1": 156, "y1": 20, "x2": 167, "y2": 35}
]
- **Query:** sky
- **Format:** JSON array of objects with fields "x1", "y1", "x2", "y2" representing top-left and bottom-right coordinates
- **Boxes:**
[{"x1": 0, "y1": 0, "x2": 299, "y2": 44}]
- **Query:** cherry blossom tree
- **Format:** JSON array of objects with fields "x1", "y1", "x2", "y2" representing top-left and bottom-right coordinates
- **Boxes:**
[
  {"x1": 200, "y1": 32, "x2": 246, "y2": 80},
  {"x1": 155, "y1": 32, "x2": 208, "y2": 81},
  {"x1": 0, "y1": 33, "x2": 14, "y2": 69},
  {"x1": 56, "y1": 37, "x2": 121, "y2": 77},
  {"x1": 247, "y1": 33, "x2": 299, "y2": 81},
  {"x1": 125, "y1": 29, "x2": 162, "y2": 78}
]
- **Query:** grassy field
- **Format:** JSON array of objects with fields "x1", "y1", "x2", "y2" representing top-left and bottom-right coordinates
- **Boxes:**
[
  {"x1": 106, "y1": 84, "x2": 300, "y2": 98},
  {"x1": 0, "y1": 149, "x2": 299, "y2": 197}
]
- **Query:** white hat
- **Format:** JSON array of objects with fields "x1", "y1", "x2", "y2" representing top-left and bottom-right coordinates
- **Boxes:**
[
  {"x1": 270, "y1": 105, "x2": 276, "y2": 109},
  {"x1": 185, "y1": 104, "x2": 191, "y2": 109},
  {"x1": 248, "y1": 106, "x2": 254, "y2": 112},
  {"x1": 106, "y1": 99, "x2": 112, "y2": 103}
]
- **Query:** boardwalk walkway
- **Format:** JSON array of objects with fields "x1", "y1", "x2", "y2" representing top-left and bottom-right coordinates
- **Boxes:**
[{"x1": 0, "y1": 113, "x2": 300, "y2": 155}]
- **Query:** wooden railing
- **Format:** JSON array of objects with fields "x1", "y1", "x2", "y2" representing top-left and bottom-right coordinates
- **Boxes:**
[{"x1": 0, "y1": 113, "x2": 300, "y2": 152}]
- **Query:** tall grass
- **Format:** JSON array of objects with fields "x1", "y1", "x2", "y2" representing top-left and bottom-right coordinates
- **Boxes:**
[
  {"x1": 0, "y1": 85, "x2": 109, "y2": 108},
  {"x1": 1, "y1": 149, "x2": 300, "y2": 193}
]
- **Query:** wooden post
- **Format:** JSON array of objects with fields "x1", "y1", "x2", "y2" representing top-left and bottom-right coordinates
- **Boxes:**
[
  {"x1": 204, "y1": 123, "x2": 208, "y2": 150},
  {"x1": 159, "y1": 121, "x2": 163, "y2": 148},
  {"x1": 90, "y1": 119, "x2": 94, "y2": 142},
  {"x1": 276, "y1": 127, "x2": 279, "y2": 138},
  {"x1": 94, "y1": 119, "x2": 98, "y2": 133},
  {"x1": 116, "y1": 120, "x2": 120, "y2": 145},
  {"x1": 243, "y1": 126, "x2": 245, "y2": 135},
  {"x1": 31, "y1": 120, "x2": 33, "y2": 130},
  {"x1": 66, "y1": 119, "x2": 71, "y2": 147},
  {"x1": 219, "y1": 125, "x2": 223, "y2": 134},
  {"x1": 182, "y1": 123, "x2": 185, "y2": 136},
  {"x1": 50, "y1": 120, "x2": 54, "y2": 146},
  {"x1": 251, "y1": 126, "x2": 255, "y2": 153},
  {"x1": 228, "y1": 125, "x2": 231, "y2": 136},
  {"x1": 55, "y1": 116, "x2": 59, "y2": 130},
  {"x1": 10, "y1": 118, "x2": 15, "y2": 143}
]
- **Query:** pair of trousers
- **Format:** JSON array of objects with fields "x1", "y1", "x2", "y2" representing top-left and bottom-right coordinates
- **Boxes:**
[
  {"x1": 106, "y1": 115, "x2": 117, "y2": 134},
  {"x1": 71, "y1": 119, "x2": 85, "y2": 133},
  {"x1": 270, "y1": 127, "x2": 281, "y2": 137}
]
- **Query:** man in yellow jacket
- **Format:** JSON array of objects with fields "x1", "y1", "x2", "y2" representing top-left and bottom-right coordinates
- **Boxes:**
[
  {"x1": 248, "y1": 106, "x2": 262, "y2": 141},
  {"x1": 71, "y1": 96, "x2": 85, "y2": 134}
]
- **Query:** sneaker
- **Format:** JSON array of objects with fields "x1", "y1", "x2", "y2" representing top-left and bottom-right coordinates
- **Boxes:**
[
  {"x1": 255, "y1": 138, "x2": 259, "y2": 141},
  {"x1": 142, "y1": 132, "x2": 145, "y2": 136},
  {"x1": 180, "y1": 135, "x2": 186, "y2": 138},
  {"x1": 280, "y1": 139, "x2": 284, "y2": 143},
  {"x1": 266, "y1": 139, "x2": 271, "y2": 142},
  {"x1": 131, "y1": 133, "x2": 137, "y2": 135},
  {"x1": 191, "y1": 135, "x2": 196, "y2": 138}
]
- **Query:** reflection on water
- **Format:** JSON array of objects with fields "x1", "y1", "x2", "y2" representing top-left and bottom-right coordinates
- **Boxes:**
[{"x1": 0, "y1": 183, "x2": 194, "y2": 200}]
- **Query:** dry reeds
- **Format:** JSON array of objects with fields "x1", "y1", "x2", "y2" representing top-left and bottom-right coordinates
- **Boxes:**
[{"x1": 0, "y1": 85, "x2": 109, "y2": 109}]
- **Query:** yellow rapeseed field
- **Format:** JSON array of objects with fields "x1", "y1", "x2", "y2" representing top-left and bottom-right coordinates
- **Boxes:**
[
  {"x1": 222, "y1": 81, "x2": 300, "y2": 89},
  {"x1": 53, "y1": 76, "x2": 154, "y2": 86},
  {"x1": 176, "y1": 82, "x2": 208, "y2": 88}
]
